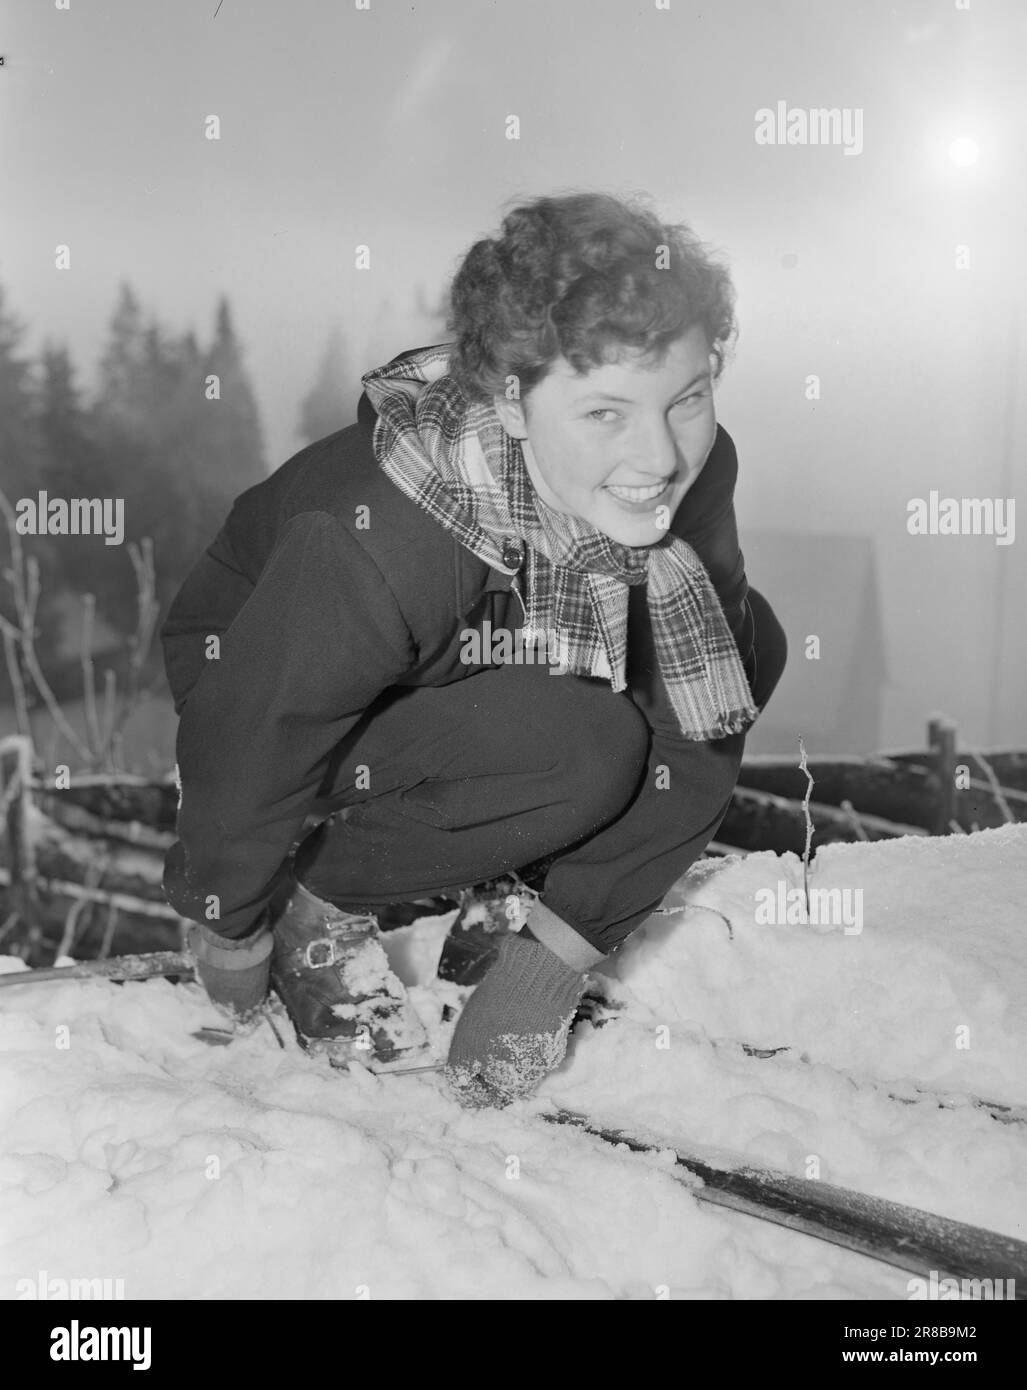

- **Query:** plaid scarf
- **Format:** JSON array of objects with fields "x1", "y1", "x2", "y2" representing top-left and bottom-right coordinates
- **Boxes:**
[{"x1": 361, "y1": 345, "x2": 759, "y2": 741}]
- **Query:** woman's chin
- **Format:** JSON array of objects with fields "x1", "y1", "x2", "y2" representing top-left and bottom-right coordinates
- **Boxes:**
[{"x1": 591, "y1": 509, "x2": 669, "y2": 547}]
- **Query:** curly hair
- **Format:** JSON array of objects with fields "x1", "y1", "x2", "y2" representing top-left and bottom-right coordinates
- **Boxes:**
[{"x1": 446, "y1": 192, "x2": 737, "y2": 404}]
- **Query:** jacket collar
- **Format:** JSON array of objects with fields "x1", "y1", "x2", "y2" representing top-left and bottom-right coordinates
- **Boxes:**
[{"x1": 358, "y1": 380, "x2": 523, "y2": 610}]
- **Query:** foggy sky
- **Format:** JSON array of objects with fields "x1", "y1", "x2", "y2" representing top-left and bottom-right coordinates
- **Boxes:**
[{"x1": 4, "y1": 0, "x2": 1024, "y2": 750}]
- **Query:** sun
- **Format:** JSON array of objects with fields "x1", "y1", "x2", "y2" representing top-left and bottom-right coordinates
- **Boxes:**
[{"x1": 948, "y1": 137, "x2": 980, "y2": 168}]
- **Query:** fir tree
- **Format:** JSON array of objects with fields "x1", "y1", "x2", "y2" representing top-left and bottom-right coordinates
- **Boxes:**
[
  {"x1": 0, "y1": 288, "x2": 64, "y2": 677},
  {"x1": 0, "y1": 284, "x2": 43, "y2": 499},
  {"x1": 201, "y1": 296, "x2": 266, "y2": 497},
  {"x1": 35, "y1": 342, "x2": 111, "y2": 657},
  {"x1": 94, "y1": 294, "x2": 265, "y2": 626},
  {"x1": 96, "y1": 283, "x2": 146, "y2": 433},
  {"x1": 298, "y1": 325, "x2": 353, "y2": 445}
]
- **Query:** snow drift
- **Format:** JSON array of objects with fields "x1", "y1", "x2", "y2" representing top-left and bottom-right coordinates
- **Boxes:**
[{"x1": 1, "y1": 825, "x2": 1024, "y2": 1300}]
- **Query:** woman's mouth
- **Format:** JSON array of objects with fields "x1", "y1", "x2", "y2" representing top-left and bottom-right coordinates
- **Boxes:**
[{"x1": 604, "y1": 479, "x2": 672, "y2": 507}]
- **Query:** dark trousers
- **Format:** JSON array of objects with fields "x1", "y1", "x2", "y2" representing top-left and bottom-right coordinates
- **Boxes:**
[{"x1": 294, "y1": 589, "x2": 787, "y2": 956}]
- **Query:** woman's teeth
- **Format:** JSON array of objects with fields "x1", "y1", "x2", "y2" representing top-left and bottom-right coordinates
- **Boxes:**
[{"x1": 606, "y1": 481, "x2": 669, "y2": 502}]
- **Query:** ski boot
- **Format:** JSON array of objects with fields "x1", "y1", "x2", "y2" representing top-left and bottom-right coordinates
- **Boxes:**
[
  {"x1": 436, "y1": 871, "x2": 542, "y2": 986},
  {"x1": 270, "y1": 880, "x2": 429, "y2": 1069}
]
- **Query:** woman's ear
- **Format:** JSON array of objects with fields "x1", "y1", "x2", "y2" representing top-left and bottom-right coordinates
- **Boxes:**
[{"x1": 493, "y1": 393, "x2": 529, "y2": 439}]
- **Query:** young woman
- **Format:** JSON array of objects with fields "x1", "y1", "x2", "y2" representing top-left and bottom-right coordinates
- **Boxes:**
[{"x1": 161, "y1": 192, "x2": 787, "y2": 1108}]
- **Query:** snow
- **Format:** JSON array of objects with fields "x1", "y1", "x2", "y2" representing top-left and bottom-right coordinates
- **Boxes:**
[
  {"x1": 1, "y1": 824, "x2": 1024, "y2": 1300},
  {"x1": 338, "y1": 936, "x2": 406, "y2": 1003}
]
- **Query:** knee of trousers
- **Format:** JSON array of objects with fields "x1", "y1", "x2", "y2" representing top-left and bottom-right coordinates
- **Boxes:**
[
  {"x1": 551, "y1": 687, "x2": 651, "y2": 833},
  {"x1": 652, "y1": 731, "x2": 746, "y2": 837}
]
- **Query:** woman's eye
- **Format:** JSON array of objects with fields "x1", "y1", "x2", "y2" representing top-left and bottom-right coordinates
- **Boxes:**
[
  {"x1": 672, "y1": 391, "x2": 709, "y2": 411},
  {"x1": 587, "y1": 408, "x2": 617, "y2": 422}
]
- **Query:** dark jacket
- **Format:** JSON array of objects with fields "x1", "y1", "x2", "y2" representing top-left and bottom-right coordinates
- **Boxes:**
[{"x1": 161, "y1": 383, "x2": 756, "y2": 939}]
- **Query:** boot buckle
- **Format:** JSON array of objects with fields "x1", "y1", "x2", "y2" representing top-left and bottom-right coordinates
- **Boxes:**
[
  {"x1": 304, "y1": 937, "x2": 337, "y2": 969},
  {"x1": 301, "y1": 917, "x2": 377, "y2": 969}
]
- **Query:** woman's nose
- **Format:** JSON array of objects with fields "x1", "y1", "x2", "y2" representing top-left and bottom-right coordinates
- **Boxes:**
[{"x1": 629, "y1": 421, "x2": 679, "y2": 479}]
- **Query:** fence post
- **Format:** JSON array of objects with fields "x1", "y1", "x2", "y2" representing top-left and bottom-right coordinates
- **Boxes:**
[
  {"x1": 0, "y1": 735, "x2": 36, "y2": 885},
  {"x1": 927, "y1": 714, "x2": 958, "y2": 835}
]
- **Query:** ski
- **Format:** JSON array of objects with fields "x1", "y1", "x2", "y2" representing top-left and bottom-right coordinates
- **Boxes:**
[
  {"x1": 0, "y1": 950, "x2": 194, "y2": 988},
  {"x1": 541, "y1": 1107, "x2": 1027, "y2": 1292},
  {"x1": 575, "y1": 994, "x2": 1027, "y2": 1126}
]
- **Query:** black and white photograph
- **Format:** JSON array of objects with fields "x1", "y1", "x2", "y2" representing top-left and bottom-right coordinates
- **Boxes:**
[{"x1": 1, "y1": 0, "x2": 1024, "y2": 1343}]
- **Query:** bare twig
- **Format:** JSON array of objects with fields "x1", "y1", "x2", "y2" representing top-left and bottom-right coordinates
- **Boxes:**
[
  {"x1": 43, "y1": 725, "x2": 59, "y2": 775},
  {"x1": 0, "y1": 556, "x2": 91, "y2": 763},
  {"x1": 102, "y1": 538, "x2": 160, "y2": 774},
  {"x1": 80, "y1": 593, "x2": 104, "y2": 759},
  {"x1": 54, "y1": 895, "x2": 90, "y2": 961},
  {"x1": 840, "y1": 799, "x2": 870, "y2": 842},
  {"x1": 797, "y1": 736, "x2": 815, "y2": 913},
  {"x1": 125, "y1": 542, "x2": 159, "y2": 693},
  {"x1": 98, "y1": 901, "x2": 119, "y2": 959},
  {"x1": 0, "y1": 487, "x2": 161, "y2": 774},
  {"x1": 1, "y1": 624, "x2": 31, "y2": 738},
  {"x1": 261, "y1": 1007, "x2": 287, "y2": 1050},
  {"x1": 100, "y1": 668, "x2": 118, "y2": 762},
  {"x1": 650, "y1": 902, "x2": 735, "y2": 941},
  {"x1": 54, "y1": 855, "x2": 108, "y2": 959},
  {"x1": 0, "y1": 488, "x2": 27, "y2": 614},
  {"x1": 0, "y1": 735, "x2": 38, "y2": 886},
  {"x1": 968, "y1": 750, "x2": 1016, "y2": 826},
  {"x1": 0, "y1": 739, "x2": 28, "y2": 822}
]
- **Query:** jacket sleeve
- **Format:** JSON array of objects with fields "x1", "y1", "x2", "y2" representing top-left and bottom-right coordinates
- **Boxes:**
[
  {"x1": 163, "y1": 509, "x2": 416, "y2": 940},
  {"x1": 161, "y1": 529, "x2": 259, "y2": 717},
  {"x1": 672, "y1": 424, "x2": 755, "y2": 675}
]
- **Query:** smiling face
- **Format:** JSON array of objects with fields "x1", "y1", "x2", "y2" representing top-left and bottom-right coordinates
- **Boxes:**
[{"x1": 493, "y1": 326, "x2": 717, "y2": 547}]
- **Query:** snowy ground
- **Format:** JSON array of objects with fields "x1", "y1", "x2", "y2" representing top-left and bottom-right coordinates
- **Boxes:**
[{"x1": 2, "y1": 824, "x2": 1024, "y2": 1300}]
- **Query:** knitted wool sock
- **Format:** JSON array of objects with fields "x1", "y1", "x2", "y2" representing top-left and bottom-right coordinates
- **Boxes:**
[
  {"x1": 445, "y1": 930, "x2": 587, "y2": 1108},
  {"x1": 188, "y1": 915, "x2": 272, "y2": 1020}
]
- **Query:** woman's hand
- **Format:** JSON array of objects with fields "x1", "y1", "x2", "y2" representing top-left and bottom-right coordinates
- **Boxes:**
[{"x1": 445, "y1": 931, "x2": 587, "y2": 1108}]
